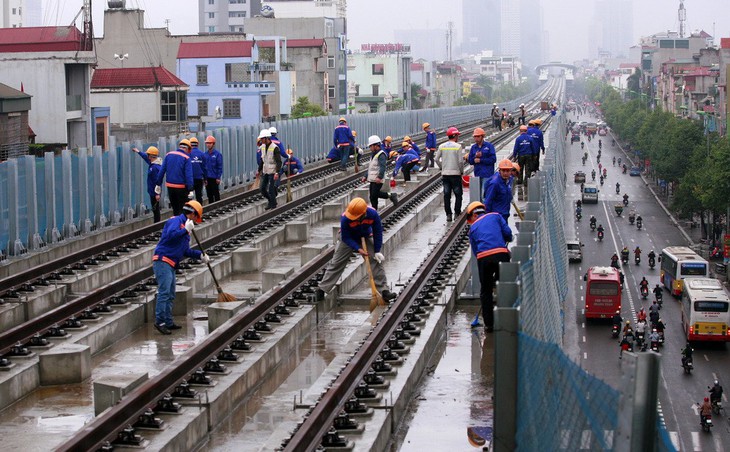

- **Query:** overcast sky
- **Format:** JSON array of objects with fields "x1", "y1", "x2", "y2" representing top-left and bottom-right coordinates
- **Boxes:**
[{"x1": 43, "y1": 0, "x2": 730, "y2": 62}]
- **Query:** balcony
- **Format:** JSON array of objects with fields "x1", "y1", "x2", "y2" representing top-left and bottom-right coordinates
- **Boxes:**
[{"x1": 225, "y1": 81, "x2": 276, "y2": 95}]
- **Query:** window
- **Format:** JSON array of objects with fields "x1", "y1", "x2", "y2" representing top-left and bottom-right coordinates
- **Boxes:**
[
  {"x1": 328, "y1": 85, "x2": 336, "y2": 99},
  {"x1": 327, "y1": 56, "x2": 335, "y2": 69},
  {"x1": 588, "y1": 282, "x2": 619, "y2": 296},
  {"x1": 229, "y1": 11, "x2": 246, "y2": 17},
  {"x1": 197, "y1": 99, "x2": 209, "y2": 117},
  {"x1": 12, "y1": 8, "x2": 16, "y2": 14},
  {"x1": 229, "y1": 0, "x2": 246, "y2": 3},
  {"x1": 208, "y1": 12, "x2": 215, "y2": 18},
  {"x1": 230, "y1": 26, "x2": 244, "y2": 32},
  {"x1": 208, "y1": 0, "x2": 214, "y2": 4},
  {"x1": 161, "y1": 92, "x2": 177, "y2": 122},
  {"x1": 196, "y1": 65, "x2": 208, "y2": 85},
  {"x1": 208, "y1": 26, "x2": 215, "y2": 32},
  {"x1": 354, "y1": 84, "x2": 360, "y2": 96},
  {"x1": 372, "y1": 64, "x2": 384, "y2": 75},
  {"x1": 372, "y1": 84, "x2": 379, "y2": 96},
  {"x1": 223, "y1": 99, "x2": 241, "y2": 118}
]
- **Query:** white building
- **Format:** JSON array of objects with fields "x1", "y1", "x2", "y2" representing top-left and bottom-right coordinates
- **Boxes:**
[
  {"x1": 0, "y1": 26, "x2": 95, "y2": 148},
  {"x1": 347, "y1": 51, "x2": 412, "y2": 113},
  {"x1": 0, "y1": 0, "x2": 41, "y2": 27},
  {"x1": 262, "y1": 0, "x2": 346, "y2": 19},
  {"x1": 199, "y1": 0, "x2": 262, "y2": 33}
]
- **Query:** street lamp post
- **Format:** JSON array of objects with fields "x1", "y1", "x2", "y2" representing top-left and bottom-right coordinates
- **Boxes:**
[{"x1": 113, "y1": 53, "x2": 129, "y2": 127}]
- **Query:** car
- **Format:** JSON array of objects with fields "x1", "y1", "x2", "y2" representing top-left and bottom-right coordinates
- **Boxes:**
[
  {"x1": 582, "y1": 183, "x2": 599, "y2": 203},
  {"x1": 571, "y1": 134, "x2": 580, "y2": 143},
  {"x1": 629, "y1": 166, "x2": 641, "y2": 176},
  {"x1": 574, "y1": 171, "x2": 586, "y2": 183},
  {"x1": 567, "y1": 240, "x2": 583, "y2": 263}
]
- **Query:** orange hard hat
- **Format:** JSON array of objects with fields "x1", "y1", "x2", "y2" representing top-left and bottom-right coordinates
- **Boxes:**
[
  {"x1": 401, "y1": 141, "x2": 411, "y2": 149},
  {"x1": 422, "y1": 122, "x2": 430, "y2": 130},
  {"x1": 472, "y1": 127, "x2": 485, "y2": 137},
  {"x1": 344, "y1": 197, "x2": 368, "y2": 220},
  {"x1": 146, "y1": 146, "x2": 159, "y2": 157},
  {"x1": 519, "y1": 125, "x2": 528, "y2": 132},
  {"x1": 384, "y1": 136, "x2": 392, "y2": 143},
  {"x1": 178, "y1": 138, "x2": 191, "y2": 148},
  {"x1": 389, "y1": 151, "x2": 399, "y2": 159},
  {"x1": 183, "y1": 200, "x2": 204, "y2": 224},
  {"x1": 205, "y1": 135, "x2": 216, "y2": 144},
  {"x1": 498, "y1": 159, "x2": 514, "y2": 170},
  {"x1": 404, "y1": 135, "x2": 411, "y2": 141},
  {"x1": 512, "y1": 161, "x2": 521, "y2": 172}
]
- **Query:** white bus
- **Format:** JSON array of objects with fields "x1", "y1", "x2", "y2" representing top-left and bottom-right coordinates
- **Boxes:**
[
  {"x1": 680, "y1": 278, "x2": 730, "y2": 342},
  {"x1": 660, "y1": 246, "x2": 709, "y2": 296}
]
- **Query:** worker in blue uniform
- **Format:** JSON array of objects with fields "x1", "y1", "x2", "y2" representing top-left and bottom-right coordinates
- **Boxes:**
[
  {"x1": 203, "y1": 135, "x2": 223, "y2": 203},
  {"x1": 421, "y1": 122, "x2": 437, "y2": 173},
  {"x1": 155, "y1": 138, "x2": 194, "y2": 216},
  {"x1": 326, "y1": 146, "x2": 341, "y2": 163},
  {"x1": 280, "y1": 149, "x2": 304, "y2": 177},
  {"x1": 512, "y1": 125, "x2": 536, "y2": 184},
  {"x1": 467, "y1": 127, "x2": 497, "y2": 194},
  {"x1": 527, "y1": 120, "x2": 545, "y2": 172},
  {"x1": 189, "y1": 137, "x2": 207, "y2": 204},
  {"x1": 132, "y1": 145, "x2": 162, "y2": 222},
  {"x1": 466, "y1": 201, "x2": 512, "y2": 331},
  {"x1": 152, "y1": 200, "x2": 208, "y2": 334},
  {"x1": 483, "y1": 159, "x2": 515, "y2": 222},
  {"x1": 391, "y1": 144, "x2": 420, "y2": 183},
  {"x1": 333, "y1": 117, "x2": 354, "y2": 172}
]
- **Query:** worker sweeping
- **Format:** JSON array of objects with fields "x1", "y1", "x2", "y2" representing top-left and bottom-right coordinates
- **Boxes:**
[
  {"x1": 483, "y1": 159, "x2": 515, "y2": 222},
  {"x1": 152, "y1": 200, "x2": 208, "y2": 335}
]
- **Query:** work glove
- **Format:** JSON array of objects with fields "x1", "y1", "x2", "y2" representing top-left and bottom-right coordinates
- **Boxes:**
[
  {"x1": 154, "y1": 185, "x2": 161, "y2": 195},
  {"x1": 357, "y1": 147, "x2": 364, "y2": 155},
  {"x1": 188, "y1": 191, "x2": 194, "y2": 200},
  {"x1": 185, "y1": 219, "x2": 195, "y2": 232},
  {"x1": 201, "y1": 253, "x2": 210, "y2": 264},
  {"x1": 373, "y1": 253, "x2": 384, "y2": 264}
]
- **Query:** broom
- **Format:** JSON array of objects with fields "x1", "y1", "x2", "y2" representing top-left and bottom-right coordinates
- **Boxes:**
[
  {"x1": 362, "y1": 237, "x2": 386, "y2": 312},
  {"x1": 190, "y1": 229, "x2": 237, "y2": 302},
  {"x1": 285, "y1": 149, "x2": 293, "y2": 203},
  {"x1": 511, "y1": 201, "x2": 525, "y2": 220}
]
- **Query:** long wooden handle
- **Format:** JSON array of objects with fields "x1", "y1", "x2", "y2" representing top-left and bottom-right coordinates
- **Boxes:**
[{"x1": 191, "y1": 229, "x2": 223, "y2": 294}]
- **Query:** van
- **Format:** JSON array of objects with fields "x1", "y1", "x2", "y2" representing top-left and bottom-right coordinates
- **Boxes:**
[
  {"x1": 566, "y1": 240, "x2": 583, "y2": 263},
  {"x1": 582, "y1": 183, "x2": 599, "y2": 204}
]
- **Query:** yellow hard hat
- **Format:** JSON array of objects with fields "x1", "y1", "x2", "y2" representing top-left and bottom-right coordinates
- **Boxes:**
[
  {"x1": 404, "y1": 135, "x2": 411, "y2": 141},
  {"x1": 389, "y1": 151, "x2": 399, "y2": 159},
  {"x1": 352, "y1": 131, "x2": 357, "y2": 137},
  {"x1": 401, "y1": 141, "x2": 411, "y2": 149},
  {"x1": 422, "y1": 122, "x2": 430, "y2": 130},
  {"x1": 384, "y1": 136, "x2": 392, "y2": 143},
  {"x1": 189, "y1": 137, "x2": 199, "y2": 145},
  {"x1": 519, "y1": 125, "x2": 528, "y2": 132},
  {"x1": 146, "y1": 146, "x2": 159, "y2": 157},
  {"x1": 344, "y1": 197, "x2": 368, "y2": 220},
  {"x1": 179, "y1": 139, "x2": 191, "y2": 148},
  {"x1": 339, "y1": 117, "x2": 347, "y2": 123}
]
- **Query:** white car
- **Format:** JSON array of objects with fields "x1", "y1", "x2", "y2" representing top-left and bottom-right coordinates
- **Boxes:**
[{"x1": 567, "y1": 240, "x2": 583, "y2": 263}]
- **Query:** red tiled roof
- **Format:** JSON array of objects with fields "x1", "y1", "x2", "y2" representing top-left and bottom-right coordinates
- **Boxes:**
[
  {"x1": 0, "y1": 26, "x2": 84, "y2": 53},
  {"x1": 177, "y1": 41, "x2": 253, "y2": 59},
  {"x1": 259, "y1": 39, "x2": 325, "y2": 48},
  {"x1": 410, "y1": 63, "x2": 424, "y2": 70},
  {"x1": 91, "y1": 67, "x2": 188, "y2": 89}
]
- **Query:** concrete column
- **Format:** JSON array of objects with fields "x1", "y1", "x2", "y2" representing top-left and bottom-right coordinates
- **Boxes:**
[
  {"x1": 262, "y1": 267, "x2": 294, "y2": 293},
  {"x1": 93, "y1": 372, "x2": 148, "y2": 415},
  {"x1": 232, "y1": 247, "x2": 261, "y2": 273},
  {"x1": 493, "y1": 307, "x2": 518, "y2": 452},
  {"x1": 39, "y1": 344, "x2": 91, "y2": 385}
]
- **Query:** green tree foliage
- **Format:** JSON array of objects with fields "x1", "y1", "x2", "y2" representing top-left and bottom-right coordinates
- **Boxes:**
[
  {"x1": 290, "y1": 97, "x2": 326, "y2": 119},
  {"x1": 454, "y1": 92, "x2": 487, "y2": 106},
  {"x1": 411, "y1": 83, "x2": 425, "y2": 110}
]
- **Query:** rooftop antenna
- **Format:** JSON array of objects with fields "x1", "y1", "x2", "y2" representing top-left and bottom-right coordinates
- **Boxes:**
[{"x1": 678, "y1": 0, "x2": 686, "y2": 38}]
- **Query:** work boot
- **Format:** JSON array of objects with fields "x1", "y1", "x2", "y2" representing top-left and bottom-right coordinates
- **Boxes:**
[
  {"x1": 155, "y1": 323, "x2": 171, "y2": 335},
  {"x1": 390, "y1": 193, "x2": 399, "y2": 207},
  {"x1": 446, "y1": 215, "x2": 453, "y2": 222},
  {"x1": 382, "y1": 290, "x2": 397, "y2": 302}
]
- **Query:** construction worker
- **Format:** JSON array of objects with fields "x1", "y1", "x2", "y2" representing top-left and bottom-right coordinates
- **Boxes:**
[
  {"x1": 466, "y1": 201, "x2": 513, "y2": 331},
  {"x1": 483, "y1": 159, "x2": 515, "y2": 222},
  {"x1": 421, "y1": 122, "x2": 437, "y2": 173},
  {"x1": 203, "y1": 135, "x2": 223, "y2": 203},
  {"x1": 131, "y1": 145, "x2": 162, "y2": 222},
  {"x1": 435, "y1": 127, "x2": 465, "y2": 222},
  {"x1": 467, "y1": 127, "x2": 497, "y2": 194},
  {"x1": 155, "y1": 138, "x2": 193, "y2": 216},
  {"x1": 152, "y1": 200, "x2": 208, "y2": 334},
  {"x1": 518, "y1": 103, "x2": 527, "y2": 125},
  {"x1": 491, "y1": 103, "x2": 501, "y2": 131},
  {"x1": 316, "y1": 197, "x2": 397, "y2": 303},
  {"x1": 392, "y1": 144, "x2": 420, "y2": 183},
  {"x1": 527, "y1": 120, "x2": 545, "y2": 172},
  {"x1": 403, "y1": 135, "x2": 420, "y2": 156},
  {"x1": 365, "y1": 135, "x2": 398, "y2": 210},
  {"x1": 512, "y1": 125, "x2": 536, "y2": 184},
  {"x1": 269, "y1": 126, "x2": 288, "y2": 160},
  {"x1": 333, "y1": 117, "x2": 355, "y2": 172},
  {"x1": 188, "y1": 137, "x2": 207, "y2": 204},
  {"x1": 257, "y1": 129, "x2": 282, "y2": 210},
  {"x1": 281, "y1": 148, "x2": 304, "y2": 177},
  {"x1": 326, "y1": 146, "x2": 341, "y2": 163},
  {"x1": 382, "y1": 136, "x2": 393, "y2": 155}
]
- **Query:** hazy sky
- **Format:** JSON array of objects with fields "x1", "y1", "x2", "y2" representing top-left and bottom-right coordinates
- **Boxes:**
[{"x1": 42, "y1": 0, "x2": 730, "y2": 62}]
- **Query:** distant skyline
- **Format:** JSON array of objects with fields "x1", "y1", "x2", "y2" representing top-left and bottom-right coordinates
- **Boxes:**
[{"x1": 39, "y1": 0, "x2": 730, "y2": 63}]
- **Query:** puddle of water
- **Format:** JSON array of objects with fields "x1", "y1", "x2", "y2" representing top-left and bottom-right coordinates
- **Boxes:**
[{"x1": 396, "y1": 309, "x2": 494, "y2": 451}]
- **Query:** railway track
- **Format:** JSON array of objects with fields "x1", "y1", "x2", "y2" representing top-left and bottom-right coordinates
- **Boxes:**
[{"x1": 2, "y1": 80, "x2": 561, "y2": 450}]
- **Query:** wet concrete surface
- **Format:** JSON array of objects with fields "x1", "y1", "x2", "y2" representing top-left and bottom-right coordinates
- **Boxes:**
[{"x1": 394, "y1": 308, "x2": 493, "y2": 451}]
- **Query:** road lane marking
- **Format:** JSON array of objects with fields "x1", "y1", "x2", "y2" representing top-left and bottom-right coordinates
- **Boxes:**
[
  {"x1": 583, "y1": 352, "x2": 587, "y2": 359},
  {"x1": 582, "y1": 336, "x2": 586, "y2": 342},
  {"x1": 691, "y1": 431, "x2": 700, "y2": 451},
  {"x1": 581, "y1": 322, "x2": 585, "y2": 328},
  {"x1": 704, "y1": 354, "x2": 709, "y2": 362},
  {"x1": 669, "y1": 432, "x2": 679, "y2": 450}
]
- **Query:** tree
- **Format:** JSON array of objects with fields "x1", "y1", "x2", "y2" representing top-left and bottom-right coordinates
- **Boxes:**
[
  {"x1": 411, "y1": 83, "x2": 425, "y2": 110},
  {"x1": 290, "y1": 97, "x2": 326, "y2": 119}
]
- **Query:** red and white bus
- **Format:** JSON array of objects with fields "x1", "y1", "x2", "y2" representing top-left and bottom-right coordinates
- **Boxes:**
[
  {"x1": 584, "y1": 266, "x2": 622, "y2": 319},
  {"x1": 681, "y1": 278, "x2": 730, "y2": 342}
]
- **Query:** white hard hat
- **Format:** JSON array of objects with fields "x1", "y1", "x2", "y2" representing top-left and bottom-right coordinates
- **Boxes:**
[
  {"x1": 269, "y1": 126, "x2": 277, "y2": 134},
  {"x1": 258, "y1": 129, "x2": 272, "y2": 139},
  {"x1": 493, "y1": 103, "x2": 497, "y2": 106},
  {"x1": 367, "y1": 135, "x2": 381, "y2": 147},
  {"x1": 520, "y1": 103, "x2": 524, "y2": 107}
]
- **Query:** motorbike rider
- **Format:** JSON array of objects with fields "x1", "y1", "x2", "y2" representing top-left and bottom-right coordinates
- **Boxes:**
[
  {"x1": 602, "y1": 168, "x2": 607, "y2": 178},
  {"x1": 639, "y1": 276, "x2": 649, "y2": 291},
  {"x1": 621, "y1": 246, "x2": 629, "y2": 263},
  {"x1": 635, "y1": 318, "x2": 647, "y2": 344},
  {"x1": 622, "y1": 319, "x2": 633, "y2": 335},
  {"x1": 653, "y1": 284, "x2": 663, "y2": 300},
  {"x1": 599, "y1": 175, "x2": 604, "y2": 186},
  {"x1": 581, "y1": 141, "x2": 585, "y2": 149},
  {"x1": 648, "y1": 250, "x2": 656, "y2": 264},
  {"x1": 628, "y1": 210, "x2": 636, "y2": 224},
  {"x1": 649, "y1": 328, "x2": 660, "y2": 349},
  {"x1": 654, "y1": 318, "x2": 665, "y2": 335},
  {"x1": 622, "y1": 193, "x2": 629, "y2": 205},
  {"x1": 599, "y1": 139, "x2": 602, "y2": 149},
  {"x1": 637, "y1": 307, "x2": 647, "y2": 323},
  {"x1": 591, "y1": 169, "x2": 596, "y2": 181},
  {"x1": 612, "y1": 310, "x2": 623, "y2": 327},
  {"x1": 636, "y1": 215, "x2": 643, "y2": 227},
  {"x1": 635, "y1": 246, "x2": 641, "y2": 258},
  {"x1": 622, "y1": 163, "x2": 627, "y2": 173},
  {"x1": 615, "y1": 182, "x2": 620, "y2": 193},
  {"x1": 700, "y1": 397, "x2": 712, "y2": 426},
  {"x1": 619, "y1": 271, "x2": 625, "y2": 288},
  {"x1": 613, "y1": 156, "x2": 616, "y2": 166},
  {"x1": 589, "y1": 215, "x2": 597, "y2": 229},
  {"x1": 597, "y1": 224, "x2": 605, "y2": 235},
  {"x1": 709, "y1": 380, "x2": 724, "y2": 405},
  {"x1": 681, "y1": 342, "x2": 693, "y2": 368},
  {"x1": 619, "y1": 334, "x2": 632, "y2": 359},
  {"x1": 610, "y1": 253, "x2": 619, "y2": 269}
]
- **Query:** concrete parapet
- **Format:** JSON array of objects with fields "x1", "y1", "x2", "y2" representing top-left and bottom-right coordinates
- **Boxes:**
[
  {"x1": 285, "y1": 222, "x2": 309, "y2": 242},
  {"x1": 353, "y1": 188, "x2": 369, "y2": 201},
  {"x1": 0, "y1": 363, "x2": 40, "y2": 412},
  {"x1": 208, "y1": 301, "x2": 248, "y2": 332},
  {"x1": 232, "y1": 247, "x2": 261, "y2": 273},
  {"x1": 93, "y1": 372, "x2": 149, "y2": 415},
  {"x1": 173, "y1": 285, "x2": 192, "y2": 316},
  {"x1": 0, "y1": 302, "x2": 25, "y2": 333},
  {"x1": 322, "y1": 201, "x2": 345, "y2": 220},
  {"x1": 301, "y1": 243, "x2": 329, "y2": 266},
  {"x1": 39, "y1": 343, "x2": 91, "y2": 385},
  {"x1": 262, "y1": 267, "x2": 294, "y2": 293}
]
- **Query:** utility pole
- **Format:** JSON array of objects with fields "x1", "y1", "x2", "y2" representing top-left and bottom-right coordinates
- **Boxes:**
[{"x1": 678, "y1": 0, "x2": 686, "y2": 38}]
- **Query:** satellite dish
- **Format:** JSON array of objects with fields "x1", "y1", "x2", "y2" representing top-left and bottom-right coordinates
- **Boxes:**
[{"x1": 260, "y1": 5, "x2": 275, "y2": 18}]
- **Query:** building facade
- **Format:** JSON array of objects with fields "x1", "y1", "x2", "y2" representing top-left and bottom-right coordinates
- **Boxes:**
[
  {"x1": 261, "y1": 0, "x2": 346, "y2": 19},
  {"x1": 199, "y1": 0, "x2": 263, "y2": 33},
  {"x1": 0, "y1": 0, "x2": 41, "y2": 27},
  {"x1": 462, "y1": 0, "x2": 500, "y2": 56},
  {"x1": 347, "y1": 51, "x2": 412, "y2": 113},
  {"x1": 0, "y1": 82, "x2": 31, "y2": 160},
  {"x1": 0, "y1": 26, "x2": 95, "y2": 148}
]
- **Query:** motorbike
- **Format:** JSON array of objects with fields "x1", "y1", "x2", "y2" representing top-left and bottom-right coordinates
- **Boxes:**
[
  {"x1": 640, "y1": 285, "x2": 648, "y2": 299},
  {"x1": 637, "y1": 219, "x2": 643, "y2": 230},
  {"x1": 683, "y1": 356, "x2": 694, "y2": 374},
  {"x1": 629, "y1": 214, "x2": 635, "y2": 225},
  {"x1": 602, "y1": 169, "x2": 607, "y2": 178},
  {"x1": 600, "y1": 177, "x2": 604, "y2": 186},
  {"x1": 710, "y1": 247, "x2": 723, "y2": 259},
  {"x1": 649, "y1": 256, "x2": 655, "y2": 269},
  {"x1": 623, "y1": 196, "x2": 629, "y2": 207},
  {"x1": 656, "y1": 291, "x2": 663, "y2": 308},
  {"x1": 582, "y1": 156, "x2": 586, "y2": 166},
  {"x1": 636, "y1": 331, "x2": 645, "y2": 349},
  {"x1": 612, "y1": 157, "x2": 616, "y2": 166},
  {"x1": 658, "y1": 331, "x2": 665, "y2": 344},
  {"x1": 650, "y1": 340, "x2": 659, "y2": 352},
  {"x1": 591, "y1": 170, "x2": 596, "y2": 181},
  {"x1": 576, "y1": 211, "x2": 582, "y2": 221},
  {"x1": 616, "y1": 184, "x2": 620, "y2": 194},
  {"x1": 611, "y1": 323, "x2": 620, "y2": 338},
  {"x1": 701, "y1": 413, "x2": 713, "y2": 433},
  {"x1": 581, "y1": 142, "x2": 585, "y2": 149},
  {"x1": 710, "y1": 398, "x2": 723, "y2": 415},
  {"x1": 635, "y1": 255, "x2": 641, "y2": 265},
  {"x1": 590, "y1": 222, "x2": 596, "y2": 232},
  {"x1": 598, "y1": 230, "x2": 604, "y2": 241},
  {"x1": 622, "y1": 165, "x2": 627, "y2": 174},
  {"x1": 621, "y1": 253, "x2": 629, "y2": 265}
]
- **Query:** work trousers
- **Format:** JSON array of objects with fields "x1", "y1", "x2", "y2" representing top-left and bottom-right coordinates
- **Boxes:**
[
  {"x1": 193, "y1": 179, "x2": 205, "y2": 204},
  {"x1": 153, "y1": 260, "x2": 176, "y2": 327},
  {"x1": 149, "y1": 194, "x2": 161, "y2": 223},
  {"x1": 401, "y1": 161, "x2": 417, "y2": 182},
  {"x1": 518, "y1": 115, "x2": 526, "y2": 125},
  {"x1": 423, "y1": 150, "x2": 435, "y2": 170},
  {"x1": 261, "y1": 173, "x2": 278, "y2": 208},
  {"x1": 369, "y1": 182, "x2": 390, "y2": 210},
  {"x1": 168, "y1": 187, "x2": 189, "y2": 216},
  {"x1": 441, "y1": 175, "x2": 463, "y2": 216},
  {"x1": 517, "y1": 155, "x2": 531, "y2": 184},
  {"x1": 318, "y1": 236, "x2": 387, "y2": 294},
  {"x1": 206, "y1": 178, "x2": 221, "y2": 203},
  {"x1": 339, "y1": 144, "x2": 351, "y2": 170},
  {"x1": 477, "y1": 252, "x2": 511, "y2": 328}
]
